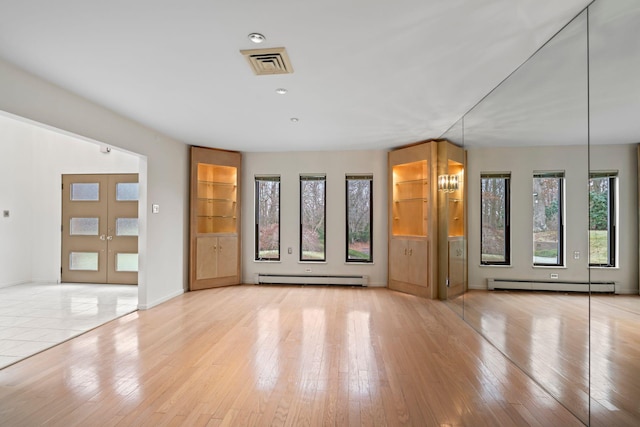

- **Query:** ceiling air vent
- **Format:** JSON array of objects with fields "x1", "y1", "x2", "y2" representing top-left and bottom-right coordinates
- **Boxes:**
[{"x1": 240, "y1": 47, "x2": 294, "y2": 75}]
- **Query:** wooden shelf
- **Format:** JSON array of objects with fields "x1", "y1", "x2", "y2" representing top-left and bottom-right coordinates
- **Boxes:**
[
  {"x1": 396, "y1": 178, "x2": 428, "y2": 185},
  {"x1": 198, "y1": 198, "x2": 236, "y2": 203},
  {"x1": 198, "y1": 180, "x2": 236, "y2": 186}
]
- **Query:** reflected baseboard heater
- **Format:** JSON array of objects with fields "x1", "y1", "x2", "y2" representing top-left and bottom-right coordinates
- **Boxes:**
[
  {"x1": 256, "y1": 273, "x2": 368, "y2": 287},
  {"x1": 487, "y1": 278, "x2": 616, "y2": 293}
]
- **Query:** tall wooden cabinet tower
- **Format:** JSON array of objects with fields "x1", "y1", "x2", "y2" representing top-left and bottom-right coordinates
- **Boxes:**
[
  {"x1": 388, "y1": 140, "x2": 466, "y2": 299},
  {"x1": 189, "y1": 146, "x2": 242, "y2": 291},
  {"x1": 437, "y1": 140, "x2": 466, "y2": 300},
  {"x1": 388, "y1": 142, "x2": 438, "y2": 298}
]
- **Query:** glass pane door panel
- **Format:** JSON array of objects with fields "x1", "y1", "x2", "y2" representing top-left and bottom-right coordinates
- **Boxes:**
[
  {"x1": 69, "y1": 218, "x2": 99, "y2": 235},
  {"x1": 116, "y1": 218, "x2": 139, "y2": 236},
  {"x1": 116, "y1": 253, "x2": 139, "y2": 272},
  {"x1": 116, "y1": 183, "x2": 139, "y2": 201},
  {"x1": 69, "y1": 252, "x2": 99, "y2": 271},
  {"x1": 70, "y1": 183, "x2": 99, "y2": 201}
]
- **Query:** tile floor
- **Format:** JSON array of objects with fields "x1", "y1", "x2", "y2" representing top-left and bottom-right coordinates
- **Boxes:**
[{"x1": 0, "y1": 282, "x2": 138, "y2": 369}]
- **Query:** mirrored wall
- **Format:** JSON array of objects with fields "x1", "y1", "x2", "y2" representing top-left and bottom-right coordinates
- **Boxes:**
[{"x1": 443, "y1": 0, "x2": 640, "y2": 424}]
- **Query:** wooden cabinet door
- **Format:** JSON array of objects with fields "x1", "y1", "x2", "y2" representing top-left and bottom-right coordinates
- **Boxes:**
[
  {"x1": 216, "y1": 236, "x2": 238, "y2": 278},
  {"x1": 389, "y1": 238, "x2": 409, "y2": 283},
  {"x1": 195, "y1": 236, "x2": 218, "y2": 280},
  {"x1": 448, "y1": 238, "x2": 465, "y2": 298},
  {"x1": 408, "y1": 239, "x2": 428, "y2": 287}
]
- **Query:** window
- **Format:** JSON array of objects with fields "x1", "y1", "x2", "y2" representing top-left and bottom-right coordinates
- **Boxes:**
[
  {"x1": 255, "y1": 176, "x2": 280, "y2": 261},
  {"x1": 533, "y1": 172, "x2": 564, "y2": 266},
  {"x1": 589, "y1": 172, "x2": 616, "y2": 267},
  {"x1": 481, "y1": 173, "x2": 511, "y2": 265},
  {"x1": 346, "y1": 175, "x2": 373, "y2": 263},
  {"x1": 300, "y1": 175, "x2": 326, "y2": 261}
]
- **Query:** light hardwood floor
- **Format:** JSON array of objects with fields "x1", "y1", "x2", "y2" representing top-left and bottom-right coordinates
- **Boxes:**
[
  {"x1": 462, "y1": 290, "x2": 640, "y2": 427},
  {"x1": 0, "y1": 286, "x2": 583, "y2": 426}
]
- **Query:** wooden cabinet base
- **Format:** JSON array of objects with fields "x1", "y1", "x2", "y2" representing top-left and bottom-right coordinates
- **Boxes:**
[
  {"x1": 190, "y1": 276, "x2": 239, "y2": 291},
  {"x1": 389, "y1": 280, "x2": 431, "y2": 298}
]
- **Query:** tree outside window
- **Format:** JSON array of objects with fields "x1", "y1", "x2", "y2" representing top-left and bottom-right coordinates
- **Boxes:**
[
  {"x1": 589, "y1": 173, "x2": 616, "y2": 267},
  {"x1": 481, "y1": 174, "x2": 510, "y2": 265},
  {"x1": 346, "y1": 175, "x2": 373, "y2": 263},
  {"x1": 300, "y1": 175, "x2": 326, "y2": 261},
  {"x1": 533, "y1": 172, "x2": 564, "y2": 266},
  {"x1": 255, "y1": 176, "x2": 280, "y2": 261}
]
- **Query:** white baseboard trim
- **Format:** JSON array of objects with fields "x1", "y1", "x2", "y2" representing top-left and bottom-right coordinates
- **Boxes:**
[
  {"x1": 138, "y1": 288, "x2": 184, "y2": 310},
  {"x1": 0, "y1": 280, "x2": 28, "y2": 289}
]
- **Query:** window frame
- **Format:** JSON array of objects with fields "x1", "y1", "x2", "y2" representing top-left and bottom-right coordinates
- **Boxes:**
[
  {"x1": 345, "y1": 174, "x2": 373, "y2": 263},
  {"x1": 299, "y1": 174, "x2": 327, "y2": 262},
  {"x1": 480, "y1": 173, "x2": 511, "y2": 266},
  {"x1": 254, "y1": 175, "x2": 281, "y2": 261},
  {"x1": 589, "y1": 172, "x2": 617, "y2": 267},
  {"x1": 532, "y1": 171, "x2": 565, "y2": 267}
]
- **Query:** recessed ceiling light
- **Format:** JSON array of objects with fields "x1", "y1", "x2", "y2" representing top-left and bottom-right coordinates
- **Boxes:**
[
  {"x1": 248, "y1": 33, "x2": 266, "y2": 43},
  {"x1": 275, "y1": 88, "x2": 288, "y2": 95},
  {"x1": 290, "y1": 117, "x2": 299, "y2": 123}
]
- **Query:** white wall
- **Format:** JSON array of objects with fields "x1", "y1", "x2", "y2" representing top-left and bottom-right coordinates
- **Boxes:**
[
  {"x1": 0, "y1": 117, "x2": 35, "y2": 286},
  {"x1": 467, "y1": 143, "x2": 638, "y2": 294},
  {"x1": 242, "y1": 150, "x2": 388, "y2": 287},
  {"x1": 0, "y1": 58, "x2": 189, "y2": 308}
]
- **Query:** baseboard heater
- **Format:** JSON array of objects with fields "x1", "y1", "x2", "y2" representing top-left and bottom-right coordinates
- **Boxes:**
[
  {"x1": 487, "y1": 278, "x2": 616, "y2": 293},
  {"x1": 256, "y1": 273, "x2": 368, "y2": 287}
]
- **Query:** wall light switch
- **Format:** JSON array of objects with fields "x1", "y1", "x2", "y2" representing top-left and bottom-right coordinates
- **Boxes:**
[
  {"x1": 288, "y1": 247, "x2": 292, "y2": 254},
  {"x1": 152, "y1": 204, "x2": 160, "y2": 214},
  {"x1": 2, "y1": 210, "x2": 9, "y2": 218}
]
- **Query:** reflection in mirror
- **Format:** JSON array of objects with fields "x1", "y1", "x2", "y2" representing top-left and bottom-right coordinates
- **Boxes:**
[
  {"x1": 440, "y1": 118, "x2": 465, "y2": 317},
  {"x1": 588, "y1": 0, "x2": 640, "y2": 425},
  {"x1": 463, "y1": 9, "x2": 590, "y2": 425}
]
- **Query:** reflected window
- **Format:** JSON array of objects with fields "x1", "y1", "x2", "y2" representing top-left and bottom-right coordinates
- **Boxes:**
[
  {"x1": 300, "y1": 175, "x2": 326, "y2": 261},
  {"x1": 589, "y1": 173, "x2": 616, "y2": 267},
  {"x1": 481, "y1": 173, "x2": 510, "y2": 265},
  {"x1": 255, "y1": 176, "x2": 280, "y2": 261},
  {"x1": 533, "y1": 172, "x2": 564, "y2": 266},
  {"x1": 346, "y1": 174, "x2": 373, "y2": 263}
]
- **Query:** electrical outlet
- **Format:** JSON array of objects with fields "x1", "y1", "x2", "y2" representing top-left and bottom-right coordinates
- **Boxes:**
[
  {"x1": 573, "y1": 251, "x2": 580, "y2": 260},
  {"x1": 288, "y1": 247, "x2": 292, "y2": 254},
  {"x1": 550, "y1": 273, "x2": 559, "y2": 279},
  {"x1": 305, "y1": 268, "x2": 312, "y2": 273},
  {"x1": 2, "y1": 210, "x2": 9, "y2": 218},
  {"x1": 152, "y1": 204, "x2": 160, "y2": 214}
]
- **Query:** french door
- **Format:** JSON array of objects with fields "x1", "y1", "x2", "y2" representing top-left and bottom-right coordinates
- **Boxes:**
[{"x1": 61, "y1": 174, "x2": 139, "y2": 284}]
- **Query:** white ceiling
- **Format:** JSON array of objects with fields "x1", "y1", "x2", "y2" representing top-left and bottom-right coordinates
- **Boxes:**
[{"x1": 0, "y1": 0, "x2": 593, "y2": 152}]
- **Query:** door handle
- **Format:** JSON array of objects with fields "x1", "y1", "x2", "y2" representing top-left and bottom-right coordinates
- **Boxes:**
[
  {"x1": 107, "y1": 235, "x2": 113, "y2": 241},
  {"x1": 100, "y1": 234, "x2": 106, "y2": 241}
]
